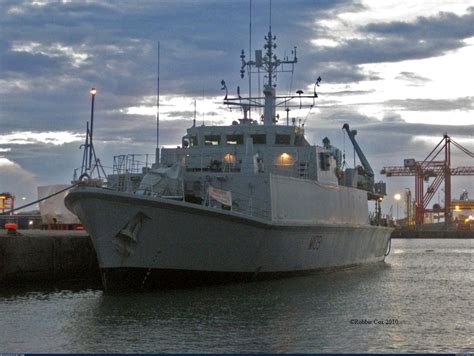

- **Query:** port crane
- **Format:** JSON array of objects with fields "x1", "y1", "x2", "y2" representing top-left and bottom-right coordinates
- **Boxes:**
[
  {"x1": 381, "y1": 134, "x2": 474, "y2": 226},
  {"x1": 0, "y1": 192, "x2": 15, "y2": 214}
]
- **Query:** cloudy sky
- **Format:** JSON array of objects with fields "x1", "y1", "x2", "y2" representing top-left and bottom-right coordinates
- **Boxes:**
[{"x1": 1, "y1": 0, "x2": 473, "y2": 215}]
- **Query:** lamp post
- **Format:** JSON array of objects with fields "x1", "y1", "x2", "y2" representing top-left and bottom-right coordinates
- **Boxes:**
[
  {"x1": 394, "y1": 193, "x2": 401, "y2": 221},
  {"x1": 405, "y1": 188, "x2": 412, "y2": 225},
  {"x1": 89, "y1": 87, "x2": 96, "y2": 170}
]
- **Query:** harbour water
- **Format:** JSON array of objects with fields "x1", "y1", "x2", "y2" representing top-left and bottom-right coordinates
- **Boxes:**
[{"x1": 1, "y1": 238, "x2": 472, "y2": 353}]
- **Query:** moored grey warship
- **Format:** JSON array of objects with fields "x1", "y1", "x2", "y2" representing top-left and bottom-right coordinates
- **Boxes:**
[{"x1": 65, "y1": 25, "x2": 393, "y2": 291}]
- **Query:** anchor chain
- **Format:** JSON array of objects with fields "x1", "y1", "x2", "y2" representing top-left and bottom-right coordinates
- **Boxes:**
[{"x1": 140, "y1": 251, "x2": 161, "y2": 289}]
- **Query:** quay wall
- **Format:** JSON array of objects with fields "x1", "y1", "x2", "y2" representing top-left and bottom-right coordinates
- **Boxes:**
[
  {"x1": 391, "y1": 228, "x2": 473, "y2": 239},
  {"x1": 0, "y1": 230, "x2": 100, "y2": 285}
]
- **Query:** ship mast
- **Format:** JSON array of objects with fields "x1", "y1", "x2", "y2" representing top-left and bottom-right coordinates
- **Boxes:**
[
  {"x1": 222, "y1": 11, "x2": 319, "y2": 126},
  {"x1": 156, "y1": 41, "x2": 161, "y2": 162}
]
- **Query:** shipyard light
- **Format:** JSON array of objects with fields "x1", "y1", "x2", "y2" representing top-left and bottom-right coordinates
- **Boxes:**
[{"x1": 394, "y1": 193, "x2": 401, "y2": 220}]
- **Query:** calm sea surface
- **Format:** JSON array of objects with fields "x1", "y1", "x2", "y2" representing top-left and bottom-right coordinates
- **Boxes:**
[{"x1": 1, "y1": 238, "x2": 472, "y2": 353}]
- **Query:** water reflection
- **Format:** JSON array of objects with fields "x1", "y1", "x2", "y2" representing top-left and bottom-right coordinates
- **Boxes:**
[
  {"x1": 0, "y1": 279, "x2": 101, "y2": 299},
  {"x1": 64, "y1": 264, "x2": 393, "y2": 353}
]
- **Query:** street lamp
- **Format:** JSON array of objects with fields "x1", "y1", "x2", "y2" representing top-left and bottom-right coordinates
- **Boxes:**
[
  {"x1": 89, "y1": 87, "x2": 96, "y2": 170},
  {"x1": 394, "y1": 193, "x2": 401, "y2": 221}
]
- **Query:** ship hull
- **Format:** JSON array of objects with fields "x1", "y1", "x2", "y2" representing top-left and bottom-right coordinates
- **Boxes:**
[{"x1": 65, "y1": 187, "x2": 392, "y2": 291}]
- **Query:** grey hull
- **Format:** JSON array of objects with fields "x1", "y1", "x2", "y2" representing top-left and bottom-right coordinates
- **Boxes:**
[{"x1": 65, "y1": 187, "x2": 392, "y2": 290}]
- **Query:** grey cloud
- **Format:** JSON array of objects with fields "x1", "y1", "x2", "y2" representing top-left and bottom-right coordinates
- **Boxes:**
[
  {"x1": 385, "y1": 97, "x2": 474, "y2": 112},
  {"x1": 326, "y1": 89, "x2": 375, "y2": 96},
  {"x1": 382, "y1": 112, "x2": 404, "y2": 122},
  {"x1": 309, "y1": 7, "x2": 474, "y2": 73},
  {"x1": 365, "y1": 8, "x2": 474, "y2": 40},
  {"x1": 359, "y1": 8, "x2": 474, "y2": 63},
  {"x1": 396, "y1": 71, "x2": 431, "y2": 84},
  {"x1": 165, "y1": 111, "x2": 196, "y2": 119},
  {"x1": 308, "y1": 63, "x2": 381, "y2": 84},
  {"x1": 315, "y1": 37, "x2": 461, "y2": 65},
  {"x1": 314, "y1": 107, "x2": 377, "y2": 126},
  {"x1": 0, "y1": 50, "x2": 66, "y2": 76},
  {"x1": 359, "y1": 122, "x2": 474, "y2": 142}
]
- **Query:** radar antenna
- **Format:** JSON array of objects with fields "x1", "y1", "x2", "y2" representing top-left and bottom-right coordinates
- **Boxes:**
[{"x1": 221, "y1": 1, "x2": 321, "y2": 126}]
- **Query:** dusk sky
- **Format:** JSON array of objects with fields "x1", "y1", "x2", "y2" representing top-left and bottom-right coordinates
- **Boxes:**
[{"x1": 1, "y1": 0, "x2": 473, "y2": 215}]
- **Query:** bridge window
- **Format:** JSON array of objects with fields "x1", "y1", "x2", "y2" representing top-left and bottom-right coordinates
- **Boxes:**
[
  {"x1": 226, "y1": 134, "x2": 243, "y2": 145},
  {"x1": 251, "y1": 134, "x2": 266, "y2": 144},
  {"x1": 275, "y1": 134, "x2": 291, "y2": 145},
  {"x1": 204, "y1": 135, "x2": 221, "y2": 146}
]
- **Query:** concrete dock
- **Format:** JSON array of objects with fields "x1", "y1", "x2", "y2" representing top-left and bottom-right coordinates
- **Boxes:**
[
  {"x1": 391, "y1": 228, "x2": 473, "y2": 239},
  {"x1": 0, "y1": 230, "x2": 100, "y2": 286}
]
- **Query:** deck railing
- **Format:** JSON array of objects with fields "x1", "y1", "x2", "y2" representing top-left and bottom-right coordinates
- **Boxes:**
[{"x1": 113, "y1": 154, "x2": 155, "y2": 175}]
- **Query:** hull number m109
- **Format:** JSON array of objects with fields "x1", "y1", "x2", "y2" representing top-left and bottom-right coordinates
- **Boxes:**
[{"x1": 308, "y1": 235, "x2": 322, "y2": 250}]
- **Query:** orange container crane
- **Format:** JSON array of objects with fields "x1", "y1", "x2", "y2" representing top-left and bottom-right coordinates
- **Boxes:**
[
  {"x1": 381, "y1": 135, "x2": 474, "y2": 226},
  {"x1": 0, "y1": 192, "x2": 15, "y2": 214}
]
